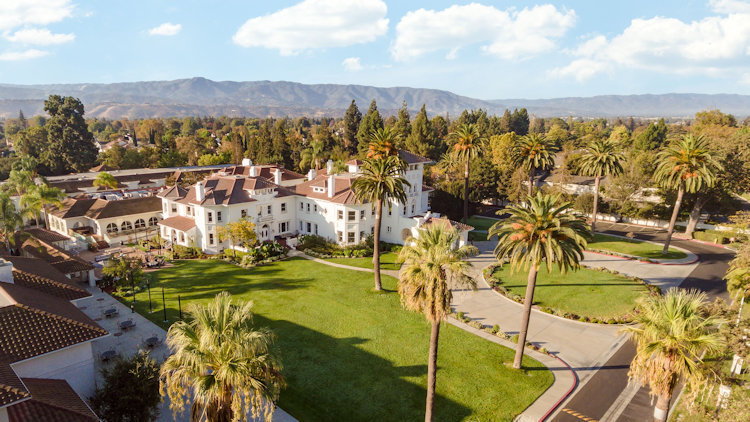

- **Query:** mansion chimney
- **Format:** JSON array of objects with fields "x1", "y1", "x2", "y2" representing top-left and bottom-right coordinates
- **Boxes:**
[
  {"x1": 326, "y1": 159, "x2": 333, "y2": 174},
  {"x1": 249, "y1": 166, "x2": 258, "y2": 177},
  {"x1": 195, "y1": 182, "x2": 205, "y2": 202},
  {"x1": 307, "y1": 168, "x2": 317, "y2": 181},
  {"x1": 327, "y1": 175, "x2": 335, "y2": 198},
  {"x1": 274, "y1": 168, "x2": 282, "y2": 185}
]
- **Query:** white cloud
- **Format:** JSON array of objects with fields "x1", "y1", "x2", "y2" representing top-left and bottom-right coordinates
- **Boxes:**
[
  {"x1": 742, "y1": 72, "x2": 750, "y2": 85},
  {"x1": 233, "y1": 0, "x2": 388, "y2": 55},
  {"x1": 0, "y1": 0, "x2": 74, "y2": 31},
  {"x1": 552, "y1": 5, "x2": 750, "y2": 81},
  {"x1": 5, "y1": 28, "x2": 74, "y2": 45},
  {"x1": 342, "y1": 57, "x2": 363, "y2": 71},
  {"x1": 148, "y1": 22, "x2": 182, "y2": 36},
  {"x1": 391, "y1": 3, "x2": 576, "y2": 61},
  {"x1": 0, "y1": 49, "x2": 48, "y2": 61},
  {"x1": 709, "y1": 0, "x2": 750, "y2": 13}
]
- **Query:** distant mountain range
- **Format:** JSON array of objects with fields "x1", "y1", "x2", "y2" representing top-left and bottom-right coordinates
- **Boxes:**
[{"x1": 1, "y1": 77, "x2": 749, "y2": 119}]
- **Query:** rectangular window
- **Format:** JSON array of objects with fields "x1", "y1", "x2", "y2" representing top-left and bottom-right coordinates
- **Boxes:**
[
  {"x1": 307, "y1": 203, "x2": 311, "y2": 212},
  {"x1": 387, "y1": 226, "x2": 392, "y2": 233},
  {"x1": 315, "y1": 224, "x2": 318, "y2": 235},
  {"x1": 348, "y1": 211, "x2": 356, "y2": 221},
  {"x1": 209, "y1": 233, "x2": 214, "y2": 245},
  {"x1": 241, "y1": 209, "x2": 247, "y2": 218},
  {"x1": 300, "y1": 202, "x2": 304, "y2": 211},
  {"x1": 307, "y1": 222, "x2": 311, "y2": 233},
  {"x1": 403, "y1": 207, "x2": 407, "y2": 216},
  {"x1": 208, "y1": 212, "x2": 213, "y2": 223},
  {"x1": 360, "y1": 210, "x2": 365, "y2": 219},
  {"x1": 314, "y1": 204, "x2": 318, "y2": 212},
  {"x1": 171, "y1": 204, "x2": 177, "y2": 213},
  {"x1": 267, "y1": 205, "x2": 272, "y2": 214},
  {"x1": 186, "y1": 206, "x2": 192, "y2": 216},
  {"x1": 300, "y1": 221, "x2": 303, "y2": 231},
  {"x1": 388, "y1": 209, "x2": 392, "y2": 216},
  {"x1": 217, "y1": 211, "x2": 222, "y2": 222},
  {"x1": 411, "y1": 204, "x2": 415, "y2": 214},
  {"x1": 337, "y1": 210, "x2": 343, "y2": 220},
  {"x1": 279, "y1": 222, "x2": 288, "y2": 233},
  {"x1": 281, "y1": 203, "x2": 287, "y2": 212},
  {"x1": 337, "y1": 231, "x2": 343, "y2": 242},
  {"x1": 347, "y1": 232, "x2": 355, "y2": 243}
]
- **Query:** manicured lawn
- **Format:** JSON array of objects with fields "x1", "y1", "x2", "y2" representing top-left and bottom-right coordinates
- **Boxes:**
[
  {"x1": 491, "y1": 264, "x2": 650, "y2": 320},
  {"x1": 589, "y1": 233, "x2": 687, "y2": 260},
  {"x1": 131, "y1": 259, "x2": 552, "y2": 421},
  {"x1": 467, "y1": 215, "x2": 500, "y2": 231},
  {"x1": 324, "y1": 251, "x2": 401, "y2": 271}
]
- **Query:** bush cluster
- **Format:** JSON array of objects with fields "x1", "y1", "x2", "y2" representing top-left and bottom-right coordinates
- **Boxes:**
[
  {"x1": 168, "y1": 245, "x2": 204, "y2": 259},
  {"x1": 298, "y1": 234, "x2": 402, "y2": 259},
  {"x1": 449, "y1": 312, "x2": 551, "y2": 355}
]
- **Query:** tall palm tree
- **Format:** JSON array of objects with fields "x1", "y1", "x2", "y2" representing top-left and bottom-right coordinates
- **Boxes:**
[
  {"x1": 0, "y1": 192, "x2": 22, "y2": 252},
  {"x1": 160, "y1": 292, "x2": 285, "y2": 422},
  {"x1": 578, "y1": 138, "x2": 624, "y2": 232},
  {"x1": 511, "y1": 133, "x2": 559, "y2": 196},
  {"x1": 4, "y1": 168, "x2": 36, "y2": 197},
  {"x1": 300, "y1": 139, "x2": 326, "y2": 171},
  {"x1": 654, "y1": 135, "x2": 722, "y2": 254},
  {"x1": 398, "y1": 223, "x2": 476, "y2": 422},
  {"x1": 93, "y1": 171, "x2": 120, "y2": 191},
  {"x1": 351, "y1": 155, "x2": 410, "y2": 291},
  {"x1": 19, "y1": 187, "x2": 43, "y2": 228},
  {"x1": 25, "y1": 184, "x2": 65, "y2": 230},
  {"x1": 622, "y1": 289, "x2": 724, "y2": 422},
  {"x1": 488, "y1": 193, "x2": 590, "y2": 368},
  {"x1": 448, "y1": 124, "x2": 485, "y2": 224},
  {"x1": 366, "y1": 127, "x2": 400, "y2": 160}
]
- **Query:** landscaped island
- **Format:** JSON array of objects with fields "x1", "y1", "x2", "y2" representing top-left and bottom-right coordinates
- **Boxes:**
[
  {"x1": 588, "y1": 233, "x2": 687, "y2": 260},
  {"x1": 131, "y1": 258, "x2": 553, "y2": 421},
  {"x1": 488, "y1": 263, "x2": 653, "y2": 322}
]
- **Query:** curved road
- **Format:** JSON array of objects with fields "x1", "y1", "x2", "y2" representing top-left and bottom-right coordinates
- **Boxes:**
[{"x1": 551, "y1": 222, "x2": 734, "y2": 422}]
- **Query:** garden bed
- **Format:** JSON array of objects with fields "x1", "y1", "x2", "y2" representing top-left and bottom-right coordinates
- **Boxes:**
[
  {"x1": 589, "y1": 233, "x2": 687, "y2": 260},
  {"x1": 484, "y1": 263, "x2": 659, "y2": 323}
]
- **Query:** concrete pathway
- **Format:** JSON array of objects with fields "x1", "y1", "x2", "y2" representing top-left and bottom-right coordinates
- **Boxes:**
[{"x1": 77, "y1": 286, "x2": 297, "y2": 422}]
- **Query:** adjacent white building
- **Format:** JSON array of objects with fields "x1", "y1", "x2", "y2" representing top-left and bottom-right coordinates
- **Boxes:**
[{"x1": 158, "y1": 153, "x2": 435, "y2": 253}]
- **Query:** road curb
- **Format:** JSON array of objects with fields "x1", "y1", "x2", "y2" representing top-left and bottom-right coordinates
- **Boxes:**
[{"x1": 585, "y1": 249, "x2": 700, "y2": 266}]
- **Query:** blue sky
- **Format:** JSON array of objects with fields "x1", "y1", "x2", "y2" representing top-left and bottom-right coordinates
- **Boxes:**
[{"x1": 1, "y1": 0, "x2": 749, "y2": 99}]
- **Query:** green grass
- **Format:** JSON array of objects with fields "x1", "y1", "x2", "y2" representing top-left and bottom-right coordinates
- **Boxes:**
[
  {"x1": 129, "y1": 259, "x2": 552, "y2": 421},
  {"x1": 466, "y1": 216, "x2": 499, "y2": 231},
  {"x1": 491, "y1": 264, "x2": 650, "y2": 320},
  {"x1": 589, "y1": 233, "x2": 687, "y2": 260},
  {"x1": 324, "y1": 251, "x2": 401, "y2": 271}
]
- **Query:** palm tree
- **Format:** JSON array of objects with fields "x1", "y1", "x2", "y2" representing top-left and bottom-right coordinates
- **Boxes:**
[
  {"x1": 488, "y1": 193, "x2": 590, "y2": 368},
  {"x1": 511, "y1": 133, "x2": 559, "y2": 196},
  {"x1": 19, "y1": 187, "x2": 42, "y2": 228},
  {"x1": 93, "y1": 171, "x2": 120, "y2": 191},
  {"x1": 448, "y1": 124, "x2": 485, "y2": 224},
  {"x1": 578, "y1": 138, "x2": 624, "y2": 232},
  {"x1": 622, "y1": 289, "x2": 724, "y2": 422},
  {"x1": 4, "y1": 168, "x2": 36, "y2": 197},
  {"x1": 398, "y1": 223, "x2": 476, "y2": 422},
  {"x1": 351, "y1": 155, "x2": 410, "y2": 291},
  {"x1": 160, "y1": 292, "x2": 284, "y2": 422},
  {"x1": 300, "y1": 139, "x2": 326, "y2": 171},
  {"x1": 0, "y1": 192, "x2": 22, "y2": 252},
  {"x1": 23, "y1": 184, "x2": 65, "y2": 230},
  {"x1": 654, "y1": 135, "x2": 722, "y2": 254},
  {"x1": 366, "y1": 127, "x2": 400, "y2": 160}
]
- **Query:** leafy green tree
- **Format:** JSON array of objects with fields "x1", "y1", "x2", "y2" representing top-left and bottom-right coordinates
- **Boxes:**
[
  {"x1": 511, "y1": 133, "x2": 559, "y2": 196},
  {"x1": 102, "y1": 256, "x2": 144, "y2": 290},
  {"x1": 500, "y1": 109, "x2": 512, "y2": 133},
  {"x1": 343, "y1": 100, "x2": 362, "y2": 154},
  {"x1": 94, "y1": 172, "x2": 120, "y2": 190},
  {"x1": 489, "y1": 193, "x2": 589, "y2": 368},
  {"x1": 394, "y1": 101, "x2": 412, "y2": 147},
  {"x1": 622, "y1": 290, "x2": 724, "y2": 422},
  {"x1": 654, "y1": 135, "x2": 722, "y2": 253},
  {"x1": 447, "y1": 123, "x2": 485, "y2": 223},
  {"x1": 300, "y1": 139, "x2": 326, "y2": 171},
  {"x1": 578, "y1": 139, "x2": 624, "y2": 231},
  {"x1": 634, "y1": 119, "x2": 667, "y2": 151},
  {"x1": 352, "y1": 155, "x2": 410, "y2": 291},
  {"x1": 397, "y1": 224, "x2": 475, "y2": 422},
  {"x1": 510, "y1": 108, "x2": 530, "y2": 136},
  {"x1": 161, "y1": 292, "x2": 284, "y2": 422},
  {"x1": 217, "y1": 218, "x2": 258, "y2": 258},
  {"x1": 0, "y1": 192, "x2": 22, "y2": 252},
  {"x1": 42, "y1": 95, "x2": 98, "y2": 174},
  {"x1": 357, "y1": 100, "x2": 384, "y2": 156},
  {"x1": 90, "y1": 350, "x2": 161, "y2": 422}
]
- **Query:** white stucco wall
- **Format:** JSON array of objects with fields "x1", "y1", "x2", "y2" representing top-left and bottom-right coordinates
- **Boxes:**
[{"x1": 11, "y1": 341, "x2": 97, "y2": 399}]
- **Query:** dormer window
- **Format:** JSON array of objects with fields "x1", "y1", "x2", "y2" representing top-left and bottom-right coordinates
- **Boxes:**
[{"x1": 313, "y1": 186, "x2": 325, "y2": 193}]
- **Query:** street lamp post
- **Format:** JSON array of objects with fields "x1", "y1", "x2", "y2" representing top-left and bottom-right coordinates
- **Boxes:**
[
  {"x1": 162, "y1": 287, "x2": 167, "y2": 323},
  {"x1": 147, "y1": 277, "x2": 152, "y2": 313}
]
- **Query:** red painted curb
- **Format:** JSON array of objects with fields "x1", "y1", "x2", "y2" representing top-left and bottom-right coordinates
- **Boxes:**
[
  {"x1": 585, "y1": 249, "x2": 699, "y2": 266},
  {"x1": 540, "y1": 354, "x2": 578, "y2": 422}
]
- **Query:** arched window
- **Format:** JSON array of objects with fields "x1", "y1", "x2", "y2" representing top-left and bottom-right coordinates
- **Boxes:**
[
  {"x1": 134, "y1": 219, "x2": 146, "y2": 229},
  {"x1": 148, "y1": 217, "x2": 159, "y2": 226},
  {"x1": 106, "y1": 223, "x2": 118, "y2": 234},
  {"x1": 121, "y1": 221, "x2": 133, "y2": 231}
]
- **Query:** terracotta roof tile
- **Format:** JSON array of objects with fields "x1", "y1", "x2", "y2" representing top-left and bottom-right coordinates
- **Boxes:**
[
  {"x1": 159, "y1": 216, "x2": 197, "y2": 232},
  {"x1": 293, "y1": 174, "x2": 363, "y2": 205},
  {"x1": 7, "y1": 378, "x2": 98, "y2": 422},
  {"x1": 19, "y1": 238, "x2": 94, "y2": 273},
  {"x1": 399, "y1": 150, "x2": 432, "y2": 164},
  {"x1": 12, "y1": 270, "x2": 89, "y2": 301},
  {"x1": 25, "y1": 228, "x2": 70, "y2": 243},
  {"x1": 0, "y1": 362, "x2": 29, "y2": 407}
]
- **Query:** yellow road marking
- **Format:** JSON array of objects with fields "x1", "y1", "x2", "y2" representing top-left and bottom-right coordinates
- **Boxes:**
[{"x1": 561, "y1": 408, "x2": 599, "y2": 422}]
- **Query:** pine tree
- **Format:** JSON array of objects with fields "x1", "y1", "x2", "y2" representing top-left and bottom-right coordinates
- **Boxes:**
[
  {"x1": 18, "y1": 110, "x2": 27, "y2": 130},
  {"x1": 394, "y1": 101, "x2": 411, "y2": 147},
  {"x1": 406, "y1": 104, "x2": 434, "y2": 158},
  {"x1": 500, "y1": 109, "x2": 512, "y2": 133},
  {"x1": 357, "y1": 100, "x2": 384, "y2": 155},
  {"x1": 343, "y1": 100, "x2": 362, "y2": 154},
  {"x1": 511, "y1": 108, "x2": 530, "y2": 136}
]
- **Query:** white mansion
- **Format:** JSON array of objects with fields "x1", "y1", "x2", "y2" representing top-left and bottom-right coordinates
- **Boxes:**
[{"x1": 157, "y1": 152, "x2": 439, "y2": 254}]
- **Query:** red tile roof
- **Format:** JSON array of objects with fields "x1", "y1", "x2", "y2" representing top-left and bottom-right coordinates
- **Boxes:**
[
  {"x1": 159, "y1": 216, "x2": 197, "y2": 232},
  {"x1": 7, "y1": 378, "x2": 98, "y2": 422},
  {"x1": 25, "y1": 228, "x2": 70, "y2": 244}
]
